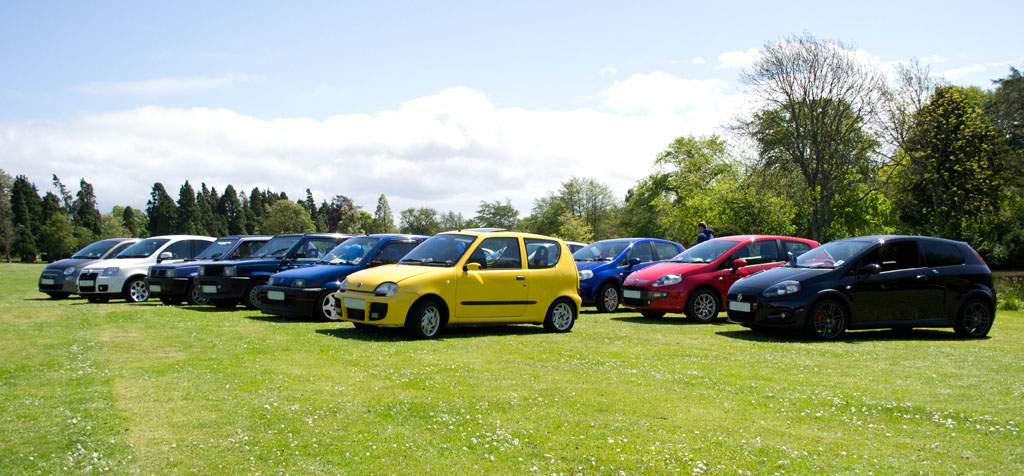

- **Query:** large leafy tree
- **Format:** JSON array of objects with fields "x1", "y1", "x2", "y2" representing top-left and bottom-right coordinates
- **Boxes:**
[
  {"x1": 399, "y1": 207, "x2": 440, "y2": 235},
  {"x1": 0, "y1": 169, "x2": 14, "y2": 262},
  {"x1": 985, "y1": 66, "x2": 1024, "y2": 151},
  {"x1": 146, "y1": 182, "x2": 177, "y2": 236},
  {"x1": 260, "y1": 200, "x2": 315, "y2": 234},
  {"x1": 121, "y1": 206, "x2": 139, "y2": 237},
  {"x1": 38, "y1": 212, "x2": 77, "y2": 260},
  {"x1": 438, "y1": 210, "x2": 467, "y2": 231},
  {"x1": 176, "y1": 180, "x2": 203, "y2": 235},
  {"x1": 324, "y1": 195, "x2": 363, "y2": 234},
  {"x1": 475, "y1": 199, "x2": 519, "y2": 230},
  {"x1": 525, "y1": 177, "x2": 618, "y2": 240}
]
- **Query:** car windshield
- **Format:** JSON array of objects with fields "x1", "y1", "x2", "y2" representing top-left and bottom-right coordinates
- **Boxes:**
[
  {"x1": 321, "y1": 237, "x2": 381, "y2": 265},
  {"x1": 116, "y1": 238, "x2": 170, "y2": 258},
  {"x1": 573, "y1": 241, "x2": 629, "y2": 262},
  {"x1": 71, "y1": 240, "x2": 120, "y2": 259},
  {"x1": 792, "y1": 240, "x2": 873, "y2": 268},
  {"x1": 399, "y1": 234, "x2": 475, "y2": 267},
  {"x1": 668, "y1": 240, "x2": 740, "y2": 263},
  {"x1": 251, "y1": 236, "x2": 301, "y2": 259},
  {"x1": 194, "y1": 238, "x2": 238, "y2": 261}
]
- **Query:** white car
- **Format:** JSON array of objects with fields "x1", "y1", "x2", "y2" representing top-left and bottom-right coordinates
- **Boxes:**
[
  {"x1": 565, "y1": 241, "x2": 588, "y2": 253},
  {"x1": 78, "y1": 235, "x2": 215, "y2": 303}
]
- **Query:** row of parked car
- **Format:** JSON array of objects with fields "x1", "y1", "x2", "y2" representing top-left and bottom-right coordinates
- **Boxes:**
[{"x1": 38, "y1": 229, "x2": 996, "y2": 340}]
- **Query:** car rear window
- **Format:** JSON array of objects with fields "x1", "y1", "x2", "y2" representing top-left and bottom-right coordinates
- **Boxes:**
[
  {"x1": 525, "y1": 238, "x2": 561, "y2": 269},
  {"x1": 921, "y1": 240, "x2": 965, "y2": 267}
]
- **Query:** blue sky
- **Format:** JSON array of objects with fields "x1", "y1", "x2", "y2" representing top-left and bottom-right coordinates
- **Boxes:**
[{"x1": 2, "y1": 1, "x2": 1022, "y2": 217}]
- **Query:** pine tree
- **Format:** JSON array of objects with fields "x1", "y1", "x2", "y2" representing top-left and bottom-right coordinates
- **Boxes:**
[
  {"x1": 176, "y1": 181, "x2": 202, "y2": 234},
  {"x1": 11, "y1": 175, "x2": 43, "y2": 261},
  {"x1": 72, "y1": 179, "x2": 102, "y2": 234},
  {"x1": 370, "y1": 194, "x2": 396, "y2": 233},
  {"x1": 0, "y1": 169, "x2": 15, "y2": 262},
  {"x1": 218, "y1": 185, "x2": 246, "y2": 235},
  {"x1": 146, "y1": 182, "x2": 177, "y2": 236},
  {"x1": 122, "y1": 206, "x2": 138, "y2": 237}
]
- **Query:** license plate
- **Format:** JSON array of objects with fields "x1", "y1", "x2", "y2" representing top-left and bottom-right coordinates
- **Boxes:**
[
  {"x1": 268, "y1": 290, "x2": 285, "y2": 301},
  {"x1": 343, "y1": 297, "x2": 365, "y2": 310},
  {"x1": 41, "y1": 278, "x2": 55, "y2": 285},
  {"x1": 149, "y1": 284, "x2": 162, "y2": 293},
  {"x1": 202, "y1": 285, "x2": 217, "y2": 294},
  {"x1": 623, "y1": 289, "x2": 642, "y2": 299},
  {"x1": 728, "y1": 301, "x2": 751, "y2": 312},
  {"x1": 80, "y1": 280, "x2": 94, "y2": 287}
]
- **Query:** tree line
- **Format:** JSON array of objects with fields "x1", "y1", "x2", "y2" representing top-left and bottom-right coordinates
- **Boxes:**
[{"x1": 2, "y1": 34, "x2": 1022, "y2": 266}]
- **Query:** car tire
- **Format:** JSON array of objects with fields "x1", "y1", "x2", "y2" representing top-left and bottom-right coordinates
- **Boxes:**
[
  {"x1": 317, "y1": 290, "x2": 339, "y2": 321},
  {"x1": 243, "y1": 282, "x2": 262, "y2": 309},
  {"x1": 405, "y1": 299, "x2": 444, "y2": 339},
  {"x1": 212, "y1": 298, "x2": 239, "y2": 308},
  {"x1": 186, "y1": 283, "x2": 209, "y2": 306},
  {"x1": 46, "y1": 292, "x2": 71, "y2": 300},
  {"x1": 543, "y1": 298, "x2": 577, "y2": 333},
  {"x1": 595, "y1": 283, "x2": 620, "y2": 313},
  {"x1": 86, "y1": 296, "x2": 109, "y2": 303},
  {"x1": 640, "y1": 310, "x2": 665, "y2": 319},
  {"x1": 685, "y1": 288, "x2": 720, "y2": 323},
  {"x1": 159, "y1": 296, "x2": 182, "y2": 306},
  {"x1": 124, "y1": 277, "x2": 149, "y2": 303},
  {"x1": 953, "y1": 298, "x2": 994, "y2": 338},
  {"x1": 805, "y1": 299, "x2": 847, "y2": 340}
]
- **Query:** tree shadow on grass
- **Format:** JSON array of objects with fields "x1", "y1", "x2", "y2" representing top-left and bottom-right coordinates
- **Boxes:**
[
  {"x1": 315, "y1": 323, "x2": 549, "y2": 342},
  {"x1": 717, "y1": 327, "x2": 979, "y2": 343}
]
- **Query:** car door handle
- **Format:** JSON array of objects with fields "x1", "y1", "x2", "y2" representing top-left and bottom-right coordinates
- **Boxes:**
[{"x1": 516, "y1": 275, "x2": 525, "y2": 281}]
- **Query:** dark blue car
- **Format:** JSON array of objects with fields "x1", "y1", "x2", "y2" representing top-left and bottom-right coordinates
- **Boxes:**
[
  {"x1": 574, "y1": 238, "x2": 685, "y2": 313},
  {"x1": 194, "y1": 233, "x2": 350, "y2": 309},
  {"x1": 145, "y1": 235, "x2": 271, "y2": 305},
  {"x1": 257, "y1": 234, "x2": 427, "y2": 320}
]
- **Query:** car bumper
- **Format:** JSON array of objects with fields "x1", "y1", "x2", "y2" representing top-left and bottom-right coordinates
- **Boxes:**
[
  {"x1": 39, "y1": 273, "x2": 80, "y2": 294},
  {"x1": 77, "y1": 272, "x2": 125, "y2": 296},
  {"x1": 725, "y1": 291, "x2": 807, "y2": 328},
  {"x1": 194, "y1": 276, "x2": 250, "y2": 299},
  {"x1": 145, "y1": 277, "x2": 191, "y2": 296},
  {"x1": 578, "y1": 281, "x2": 600, "y2": 304},
  {"x1": 620, "y1": 285, "x2": 686, "y2": 311},
  {"x1": 334, "y1": 289, "x2": 418, "y2": 327},
  {"x1": 258, "y1": 285, "x2": 322, "y2": 317}
]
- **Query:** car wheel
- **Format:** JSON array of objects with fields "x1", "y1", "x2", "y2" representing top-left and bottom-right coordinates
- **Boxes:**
[
  {"x1": 640, "y1": 310, "x2": 665, "y2": 319},
  {"x1": 317, "y1": 290, "x2": 339, "y2": 321},
  {"x1": 86, "y1": 296, "x2": 109, "y2": 303},
  {"x1": 405, "y1": 299, "x2": 444, "y2": 339},
  {"x1": 212, "y1": 299, "x2": 239, "y2": 308},
  {"x1": 186, "y1": 283, "x2": 210, "y2": 306},
  {"x1": 124, "y1": 277, "x2": 149, "y2": 303},
  {"x1": 595, "y1": 283, "x2": 620, "y2": 313},
  {"x1": 685, "y1": 288, "x2": 720, "y2": 323},
  {"x1": 543, "y1": 298, "x2": 576, "y2": 332},
  {"x1": 46, "y1": 292, "x2": 71, "y2": 300},
  {"x1": 243, "y1": 282, "x2": 262, "y2": 309},
  {"x1": 159, "y1": 296, "x2": 182, "y2": 305},
  {"x1": 954, "y1": 298, "x2": 994, "y2": 338},
  {"x1": 806, "y1": 299, "x2": 847, "y2": 340}
]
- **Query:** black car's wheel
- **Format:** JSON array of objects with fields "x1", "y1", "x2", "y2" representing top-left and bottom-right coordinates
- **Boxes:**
[
  {"x1": 640, "y1": 310, "x2": 665, "y2": 319},
  {"x1": 46, "y1": 292, "x2": 71, "y2": 300},
  {"x1": 159, "y1": 296, "x2": 182, "y2": 305},
  {"x1": 595, "y1": 283, "x2": 620, "y2": 313},
  {"x1": 685, "y1": 288, "x2": 720, "y2": 323},
  {"x1": 317, "y1": 290, "x2": 339, "y2": 321},
  {"x1": 124, "y1": 277, "x2": 149, "y2": 303},
  {"x1": 543, "y1": 298, "x2": 577, "y2": 333},
  {"x1": 243, "y1": 282, "x2": 262, "y2": 309},
  {"x1": 186, "y1": 283, "x2": 210, "y2": 306},
  {"x1": 86, "y1": 296, "x2": 109, "y2": 303},
  {"x1": 405, "y1": 299, "x2": 444, "y2": 339},
  {"x1": 806, "y1": 299, "x2": 847, "y2": 340},
  {"x1": 954, "y1": 298, "x2": 994, "y2": 338},
  {"x1": 212, "y1": 298, "x2": 239, "y2": 308}
]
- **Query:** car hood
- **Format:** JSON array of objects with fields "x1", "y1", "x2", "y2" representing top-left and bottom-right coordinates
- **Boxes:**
[
  {"x1": 274, "y1": 263, "x2": 362, "y2": 284},
  {"x1": 575, "y1": 260, "x2": 615, "y2": 272},
  {"x1": 625, "y1": 262, "x2": 710, "y2": 282},
  {"x1": 730, "y1": 266, "x2": 833, "y2": 291},
  {"x1": 344, "y1": 264, "x2": 441, "y2": 289},
  {"x1": 44, "y1": 258, "x2": 99, "y2": 271},
  {"x1": 152, "y1": 259, "x2": 217, "y2": 270},
  {"x1": 87, "y1": 256, "x2": 155, "y2": 270}
]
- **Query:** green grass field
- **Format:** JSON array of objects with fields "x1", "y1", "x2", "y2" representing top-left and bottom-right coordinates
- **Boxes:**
[{"x1": 2, "y1": 263, "x2": 1021, "y2": 475}]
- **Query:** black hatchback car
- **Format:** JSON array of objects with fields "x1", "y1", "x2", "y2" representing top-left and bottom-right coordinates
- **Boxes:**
[{"x1": 726, "y1": 236, "x2": 995, "y2": 340}]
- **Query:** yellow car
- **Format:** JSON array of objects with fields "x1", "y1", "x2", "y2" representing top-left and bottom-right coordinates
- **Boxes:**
[{"x1": 332, "y1": 229, "x2": 582, "y2": 339}]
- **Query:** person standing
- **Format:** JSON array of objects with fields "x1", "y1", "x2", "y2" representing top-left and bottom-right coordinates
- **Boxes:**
[{"x1": 696, "y1": 221, "x2": 714, "y2": 244}]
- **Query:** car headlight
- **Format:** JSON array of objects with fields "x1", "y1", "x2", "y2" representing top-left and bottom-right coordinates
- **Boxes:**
[
  {"x1": 339, "y1": 278, "x2": 348, "y2": 290},
  {"x1": 198, "y1": 266, "x2": 205, "y2": 276},
  {"x1": 64, "y1": 266, "x2": 76, "y2": 276},
  {"x1": 291, "y1": 278, "x2": 307, "y2": 288},
  {"x1": 374, "y1": 282, "x2": 398, "y2": 297},
  {"x1": 652, "y1": 273, "x2": 682, "y2": 287},
  {"x1": 762, "y1": 280, "x2": 801, "y2": 297},
  {"x1": 579, "y1": 270, "x2": 594, "y2": 280},
  {"x1": 165, "y1": 269, "x2": 177, "y2": 278},
  {"x1": 102, "y1": 267, "x2": 120, "y2": 277},
  {"x1": 224, "y1": 266, "x2": 237, "y2": 277}
]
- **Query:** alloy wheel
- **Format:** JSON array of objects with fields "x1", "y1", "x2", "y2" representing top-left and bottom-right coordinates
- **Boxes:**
[
  {"x1": 129, "y1": 280, "x2": 149, "y2": 302},
  {"x1": 812, "y1": 302, "x2": 845, "y2": 339},
  {"x1": 420, "y1": 305, "x2": 441, "y2": 337},
  {"x1": 550, "y1": 302, "x2": 573, "y2": 331}
]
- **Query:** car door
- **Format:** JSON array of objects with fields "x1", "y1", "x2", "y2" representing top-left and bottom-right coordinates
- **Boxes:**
[
  {"x1": 919, "y1": 239, "x2": 967, "y2": 319},
  {"x1": 618, "y1": 241, "x2": 656, "y2": 281},
  {"x1": 456, "y1": 237, "x2": 529, "y2": 319},
  {"x1": 847, "y1": 240, "x2": 943, "y2": 322},
  {"x1": 711, "y1": 240, "x2": 783, "y2": 293}
]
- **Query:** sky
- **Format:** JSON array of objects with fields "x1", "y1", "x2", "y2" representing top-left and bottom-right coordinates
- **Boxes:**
[{"x1": 1, "y1": 0, "x2": 1022, "y2": 220}]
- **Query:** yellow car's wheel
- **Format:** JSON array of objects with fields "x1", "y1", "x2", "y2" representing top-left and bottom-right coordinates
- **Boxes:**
[
  {"x1": 543, "y1": 298, "x2": 576, "y2": 333},
  {"x1": 406, "y1": 299, "x2": 444, "y2": 339}
]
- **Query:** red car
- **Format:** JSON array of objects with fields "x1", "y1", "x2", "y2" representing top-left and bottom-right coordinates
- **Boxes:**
[{"x1": 621, "y1": 235, "x2": 819, "y2": 322}]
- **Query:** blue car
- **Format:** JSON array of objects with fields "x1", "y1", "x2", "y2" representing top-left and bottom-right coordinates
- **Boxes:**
[
  {"x1": 145, "y1": 235, "x2": 271, "y2": 305},
  {"x1": 574, "y1": 238, "x2": 685, "y2": 313},
  {"x1": 194, "y1": 233, "x2": 351, "y2": 309},
  {"x1": 257, "y1": 234, "x2": 428, "y2": 320}
]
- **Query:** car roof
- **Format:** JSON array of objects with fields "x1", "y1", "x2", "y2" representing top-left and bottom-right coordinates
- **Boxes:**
[
  {"x1": 362, "y1": 234, "x2": 429, "y2": 240},
  {"x1": 303, "y1": 233, "x2": 353, "y2": 239},
  {"x1": 145, "y1": 235, "x2": 216, "y2": 241},
  {"x1": 833, "y1": 235, "x2": 965, "y2": 245},
  {"x1": 440, "y1": 230, "x2": 565, "y2": 242},
  {"x1": 590, "y1": 237, "x2": 674, "y2": 244},
  {"x1": 710, "y1": 235, "x2": 818, "y2": 244}
]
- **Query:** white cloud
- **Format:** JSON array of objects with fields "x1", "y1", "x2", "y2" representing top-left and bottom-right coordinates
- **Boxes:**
[
  {"x1": 691, "y1": 56, "x2": 707, "y2": 65},
  {"x1": 72, "y1": 74, "x2": 263, "y2": 95},
  {"x1": 1, "y1": 78, "x2": 747, "y2": 219},
  {"x1": 598, "y1": 65, "x2": 618, "y2": 76},
  {"x1": 716, "y1": 48, "x2": 761, "y2": 69}
]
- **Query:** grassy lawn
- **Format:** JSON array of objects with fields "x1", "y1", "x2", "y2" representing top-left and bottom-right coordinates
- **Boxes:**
[{"x1": 2, "y1": 262, "x2": 1021, "y2": 475}]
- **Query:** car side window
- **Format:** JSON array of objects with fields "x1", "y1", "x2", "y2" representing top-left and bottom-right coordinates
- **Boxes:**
[
  {"x1": 232, "y1": 241, "x2": 260, "y2": 259},
  {"x1": 162, "y1": 241, "x2": 190, "y2": 259},
  {"x1": 861, "y1": 241, "x2": 920, "y2": 272},
  {"x1": 373, "y1": 242, "x2": 419, "y2": 265},
  {"x1": 653, "y1": 242, "x2": 680, "y2": 261},
  {"x1": 625, "y1": 242, "x2": 654, "y2": 264},
  {"x1": 190, "y1": 240, "x2": 212, "y2": 258},
  {"x1": 783, "y1": 240, "x2": 812, "y2": 257},
  {"x1": 468, "y1": 237, "x2": 522, "y2": 270},
  {"x1": 525, "y1": 238, "x2": 561, "y2": 269},
  {"x1": 108, "y1": 242, "x2": 133, "y2": 257},
  {"x1": 921, "y1": 240, "x2": 965, "y2": 267},
  {"x1": 732, "y1": 241, "x2": 782, "y2": 266},
  {"x1": 303, "y1": 238, "x2": 340, "y2": 260}
]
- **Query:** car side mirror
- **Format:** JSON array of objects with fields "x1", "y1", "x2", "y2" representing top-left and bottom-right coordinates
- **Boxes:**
[
  {"x1": 158, "y1": 252, "x2": 173, "y2": 262},
  {"x1": 863, "y1": 263, "x2": 881, "y2": 275},
  {"x1": 463, "y1": 262, "x2": 481, "y2": 272},
  {"x1": 627, "y1": 257, "x2": 641, "y2": 268},
  {"x1": 293, "y1": 251, "x2": 306, "y2": 259},
  {"x1": 731, "y1": 258, "x2": 748, "y2": 271}
]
